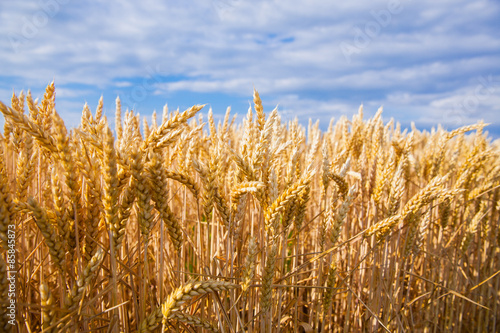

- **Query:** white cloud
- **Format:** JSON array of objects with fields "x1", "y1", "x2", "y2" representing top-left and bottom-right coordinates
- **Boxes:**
[{"x1": 0, "y1": 0, "x2": 499, "y2": 135}]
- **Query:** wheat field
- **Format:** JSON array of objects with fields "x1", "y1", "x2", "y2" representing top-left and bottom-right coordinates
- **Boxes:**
[{"x1": 0, "y1": 82, "x2": 499, "y2": 332}]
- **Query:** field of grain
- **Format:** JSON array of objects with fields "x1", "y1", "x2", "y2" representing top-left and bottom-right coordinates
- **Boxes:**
[{"x1": 0, "y1": 82, "x2": 499, "y2": 332}]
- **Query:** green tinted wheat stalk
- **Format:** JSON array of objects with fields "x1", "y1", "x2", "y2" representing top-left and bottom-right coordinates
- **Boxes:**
[
  {"x1": 322, "y1": 260, "x2": 337, "y2": 323},
  {"x1": 260, "y1": 242, "x2": 278, "y2": 314}
]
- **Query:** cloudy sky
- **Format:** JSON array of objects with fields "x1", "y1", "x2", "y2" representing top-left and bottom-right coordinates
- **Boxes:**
[{"x1": 1, "y1": 0, "x2": 499, "y2": 136}]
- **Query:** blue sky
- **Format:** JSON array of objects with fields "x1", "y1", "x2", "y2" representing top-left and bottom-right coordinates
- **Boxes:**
[{"x1": 1, "y1": 0, "x2": 500, "y2": 137}]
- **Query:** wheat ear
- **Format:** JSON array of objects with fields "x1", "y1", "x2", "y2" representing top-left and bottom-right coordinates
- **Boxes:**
[
  {"x1": 143, "y1": 104, "x2": 203, "y2": 150},
  {"x1": 0, "y1": 101, "x2": 58, "y2": 153},
  {"x1": 322, "y1": 260, "x2": 337, "y2": 319},
  {"x1": 264, "y1": 170, "x2": 314, "y2": 235},
  {"x1": 329, "y1": 185, "x2": 357, "y2": 246},
  {"x1": 102, "y1": 127, "x2": 121, "y2": 251},
  {"x1": 40, "y1": 283, "x2": 57, "y2": 333},
  {"x1": 130, "y1": 147, "x2": 154, "y2": 241},
  {"x1": 461, "y1": 203, "x2": 488, "y2": 253},
  {"x1": 164, "y1": 169, "x2": 199, "y2": 198},
  {"x1": 146, "y1": 152, "x2": 183, "y2": 250},
  {"x1": 170, "y1": 312, "x2": 220, "y2": 333},
  {"x1": 365, "y1": 175, "x2": 447, "y2": 240},
  {"x1": 65, "y1": 248, "x2": 104, "y2": 310},
  {"x1": 242, "y1": 236, "x2": 258, "y2": 293},
  {"x1": 161, "y1": 280, "x2": 239, "y2": 319},
  {"x1": 260, "y1": 242, "x2": 278, "y2": 314},
  {"x1": 25, "y1": 198, "x2": 66, "y2": 270},
  {"x1": 15, "y1": 132, "x2": 34, "y2": 201},
  {"x1": 253, "y1": 89, "x2": 265, "y2": 131}
]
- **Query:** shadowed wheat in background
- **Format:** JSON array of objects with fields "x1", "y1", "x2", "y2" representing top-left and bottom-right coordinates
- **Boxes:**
[{"x1": 0, "y1": 82, "x2": 499, "y2": 332}]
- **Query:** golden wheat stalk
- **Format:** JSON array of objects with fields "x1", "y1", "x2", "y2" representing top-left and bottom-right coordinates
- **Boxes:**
[
  {"x1": 23, "y1": 198, "x2": 66, "y2": 270},
  {"x1": 161, "y1": 280, "x2": 239, "y2": 319},
  {"x1": 146, "y1": 152, "x2": 183, "y2": 250},
  {"x1": 65, "y1": 247, "x2": 104, "y2": 310},
  {"x1": 0, "y1": 101, "x2": 58, "y2": 153},
  {"x1": 143, "y1": 104, "x2": 204, "y2": 150}
]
